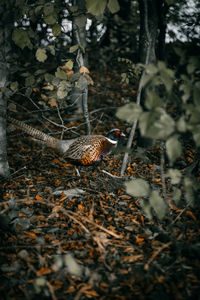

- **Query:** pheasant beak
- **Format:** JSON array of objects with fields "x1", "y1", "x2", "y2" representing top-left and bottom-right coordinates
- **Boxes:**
[{"x1": 120, "y1": 132, "x2": 125, "y2": 137}]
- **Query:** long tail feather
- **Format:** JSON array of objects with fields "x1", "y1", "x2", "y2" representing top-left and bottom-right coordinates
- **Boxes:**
[{"x1": 7, "y1": 116, "x2": 58, "y2": 147}]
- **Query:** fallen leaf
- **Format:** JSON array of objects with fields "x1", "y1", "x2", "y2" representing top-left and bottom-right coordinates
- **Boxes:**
[{"x1": 79, "y1": 66, "x2": 90, "y2": 74}]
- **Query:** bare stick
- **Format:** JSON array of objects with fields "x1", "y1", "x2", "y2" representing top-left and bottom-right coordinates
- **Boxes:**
[
  {"x1": 144, "y1": 241, "x2": 172, "y2": 270},
  {"x1": 82, "y1": 86, "x2": 91, "y2": 135}
]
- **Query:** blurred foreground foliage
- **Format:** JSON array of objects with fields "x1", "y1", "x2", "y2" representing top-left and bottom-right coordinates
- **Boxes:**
[{"x1": 117, "y1": 49, "x2": 200, "y2": 220}]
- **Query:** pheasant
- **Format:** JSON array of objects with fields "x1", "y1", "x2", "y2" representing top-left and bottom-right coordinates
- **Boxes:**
[{"x1": 8, "y1": 116, "x2": 125, "y2": 165}]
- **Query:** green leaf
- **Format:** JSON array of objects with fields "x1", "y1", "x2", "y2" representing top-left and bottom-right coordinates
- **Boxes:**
[
  {"x1": 34, "y1": 69, "x2": 45, "y2": 75},
  {"x1": 140, "y1": 200, "x2": 152, "y2": 220},
  {"x1": 10, "y1": 81, "x2": 19, "y2": 92},
  {"x1": 52, "y1": 24, "x2": 61, "y2": 36},
  {"x1": 157, "y1": 61, "x2": 166, "y2": 71},
  {"x1": 190, "y1": 110, "x2": 200, "y2": 124},
  {"x1": 145, "y1": 91, "x2": 163, "y2": 110},
  {"x1": 180, "y1": 82, "x2": 191, "y2": 103},
  {"x1": 172, "y1": 187, "x2": 181, "y2": 205},
  {"x1": 57, "y1": 84, "x2": 69, "y2": 99},
  {"x1": 35, "y1": 5, "x2": 43, "y2": 15},
  {"x1": 149, "y1": 190, "x2": 167, "y2": 220},
  {"x1": 34, "y1": 277, "x2": 46, "y2": 293},
  {"x1": 126, "y1": 178, "x2": 150, "y2": 197},
  {"x1": 166, "y1": 169, "x2": 182, "y2": 184},
  {"x1": 160, "y1": 70, "x2": 173, "y2": 92},
  {"x1": 45, "y1": 73, "x2": 55, "y2": 83},
  {"x1": 65, "y1": 60, "x2": 73, "y2": 70},
  {"x1": 139, "y1": 110, "x2": 175, "y2": 139},
  {"x1": 25, "y1": 75, "x2": 35, "y2": 87},
  {"x1": 116, "y1": 103, "x2": 143, "y2": 123},
  {"x1": 69, "y1": 45, "x2": 79, "y2": 53},
  {"x1": 44, "y1": 14, "x2": 57, "y2": 25},
  {"x1": 107, "y1": 0, "x2": 120, "y2": 14},
  {"x1": 35, "y1": 48, "x2": 47, "y2": 62},
  {"x1": 86, "y1": 0, "x2": 107, "y2": 16},
  {"x1": 64, "y1": 254, "x2": 82, "y2": 277},
  {"x1": 25, "y1": 87, "x2": 32, "y2": 97},
  {"x1": 12, "y1": 28, "x2": 32, "y2": 50},
  {"x1": 121, "y1": 73, "x2": 127, "y2": 83},
  {"x1": 166, "y1": 135, "x2": 182, "y2": 165},
  {"x1": 187, "y1": 56, "x2": 199, "y2": 74},
  {"x1": 139, "y1": 111, "x2": 157, "y2": 138},
  {"x1": 165, "y1": 67, "x2": 174, "y2": 79},
  {"x1": 141, "y1": 73, "x2": 152, "y2": 87},
  {"x1": 193, "y1": 82, "x2": 200, "y2": 106},
  {"x1": 176, "y1": 116, "x2": 187, "y2": 132},
  {"x1": 187, "y1": 63, "x2": 196, "y2": 74},
  {"x1": 157, "y1": 61, "x2": 174, "y2": 92},
  {"x1": 55, "y1": 69, "x2": 68, "y2": 80},
  {"x1": 191, "y1": 125, "x2": 200, "y2": 147},
  {"x1": 146, "y1": 64, "x2": 158, "y2": 75},
  {"x1": 43, "y1": 3, "x2": 54, "y2": 16},
  {"x1": 48, "y1": 45, "x2": 55, "y2": 56},
  {"x1": 154, "y1": 110, "x2": 175, "y2": 138}
]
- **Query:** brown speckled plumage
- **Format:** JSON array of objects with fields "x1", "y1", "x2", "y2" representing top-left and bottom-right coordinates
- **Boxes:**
[
  {"x1": 64, "y1": 135, "x2": 116, "y2": 165},
  {"x1": 8, "y1": 117, "x2": 124, "y2": 165}
]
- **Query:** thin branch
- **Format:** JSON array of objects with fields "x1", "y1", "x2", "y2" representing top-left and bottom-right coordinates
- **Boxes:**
[
  {"x1": 46, "y1": 281, "x2": 58, "y2": 300},
  {"x1": 82, "y1": 87, "x2": 91, "y2": 135},
  {"x1": 160, "y1": 142, "x2": 167, "y2": 202},
  {"x1": 144, "y1": 241, "x2": 172, "y2": 270},
  {"x1": 81, "y1": 216, "x2": 122, "y2": 239},
  {"x1": 102, "y1": 170, "x2": 122, "y2": 179},
  {"x1": 171, "y1": 200, "x2": 192, "y2": 225}
]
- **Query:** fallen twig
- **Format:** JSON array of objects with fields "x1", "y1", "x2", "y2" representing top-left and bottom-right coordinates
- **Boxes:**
[{"x1": 144, "y1": 241, "x2": 172, "y2": 271}]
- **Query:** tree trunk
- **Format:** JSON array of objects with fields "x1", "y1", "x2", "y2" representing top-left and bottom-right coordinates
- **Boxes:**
[
  {"x1": 70, "y1": 0, "x2": 91, "y2": 134},
  {"x1": 137, "y1": 0, "x2": 160, "y2": 148},
  {"x1": 0, "y1": 91, "x2": 9, "y2": 178},
  {"x1": 157, "y1": 0, "x2": 168, "y2": 61},
  {"x1": 139, "y1": 0, "x2": 159, "y2": 64},
  {"x1": 0, "y1": 2, "x2": 13, "y2": 178}
]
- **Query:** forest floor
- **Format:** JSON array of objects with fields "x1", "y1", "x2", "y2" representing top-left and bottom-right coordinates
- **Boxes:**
[{"x1": 0, "y1": 67, "x2": 200, "y2": 299}]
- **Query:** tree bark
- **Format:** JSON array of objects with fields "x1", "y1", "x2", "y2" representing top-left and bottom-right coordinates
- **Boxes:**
[
  {"x1": 0, "y1": 90, "x2": 9, "y2": 178},
  {"x1": 0, "y1": 2, "x2": 13, "y2": 178},
  {"x1": 157, "y1": 0, "x2": 168, "y2": 61},
  {"x1": 121, "y1": 0, "x2": 152, "y2": 176},
  {"x1": 139, "y1": 0, "x2": 159, "y2": 64},
  {"x1": 70, "y1": 0, "x2": 91, "y2": 135}
]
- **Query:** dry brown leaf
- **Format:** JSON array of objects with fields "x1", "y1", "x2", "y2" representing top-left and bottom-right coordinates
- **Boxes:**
[
  {"x1": 35, "y1": 195, "x2": 43, "y2": 202},
  {"x1": 66, "y1": 70, "x2": 74, "y2": 78},
  {"x1": 41, "y1": 93, "x2": 48, "y2": 101},
  {"x1": 79, "y1": 65, "x2": 90, "y2": 74},
  {"x1": 122, "y1": 254, "x2": 144, "y2": 263},
  {"x1": 24, "y1": 231, "x2": 37, "y2": 239},
  {"x1": 48, "y1": 99, "x2": 57, "y2": 107},
  {"x1": 87, "y1": 75, "x2": 94, "y2": 85},
  {"x1": 36, "y1": 267, "x2": 52, "y2": 276},
  {"x1": 42, "y1": 85, "x2": 54, "y2": 91},
  {"x1": 135, "y1": 237, "x2": 144, "y2": 243},
  {"x1": 186, "y1": 210, "x2": 197, "y2": 222}
]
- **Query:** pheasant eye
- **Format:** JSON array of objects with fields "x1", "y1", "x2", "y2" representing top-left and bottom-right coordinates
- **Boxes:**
[{"x1": 116, "y1": 130, "x2": 121, "y2": 136}]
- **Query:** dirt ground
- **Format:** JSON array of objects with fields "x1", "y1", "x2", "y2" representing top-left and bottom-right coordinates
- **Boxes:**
[{"x1": 0, "y1": 69, "x2": 200, "y2": 299}]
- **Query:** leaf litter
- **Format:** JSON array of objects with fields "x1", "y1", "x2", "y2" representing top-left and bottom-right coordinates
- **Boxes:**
[{"x1": 1, "y1": 68, "x2": 200, "y2": 299}]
